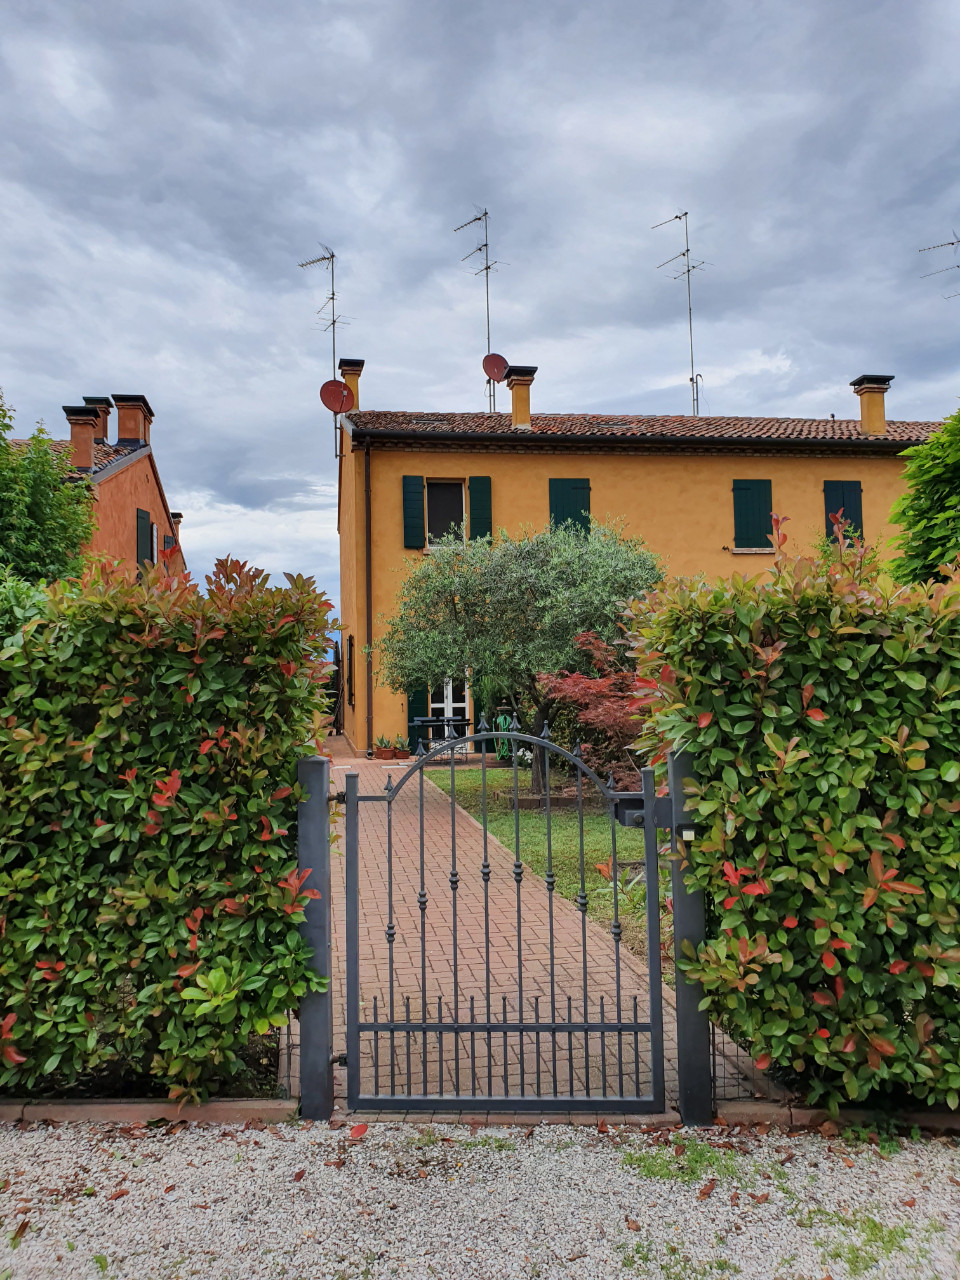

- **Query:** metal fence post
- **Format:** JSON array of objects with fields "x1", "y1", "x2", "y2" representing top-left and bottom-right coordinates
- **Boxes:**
[
  {"x1": 668, "y1": 749, "x2": 713, "y2": 1125},
  {"x1": 297, "y1": 754, "x2": 334, "y2": 1120}
]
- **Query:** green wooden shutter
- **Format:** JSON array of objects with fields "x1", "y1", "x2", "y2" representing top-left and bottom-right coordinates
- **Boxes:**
[
  {"x1": 549, "y1": 478, "x2": 591, "y2": 534},
  {"x1": 732, "y1": 479, "x2": 773, "y2": 549},
  {"x1": 136, "y1": 508, "x2": 152, "y2": 565},
  {"x1": 468, "y1": 476, "x2": 492, "y2": 540},
  {"x1": 402, "y1": 476, "x2": 425, "y2": 548},
  {"x1": 824, "y1": 480, "x2": 863, "y2": 539},
  {"x1": 407, "y1": 686, "x2": 429, "y2": 749}
]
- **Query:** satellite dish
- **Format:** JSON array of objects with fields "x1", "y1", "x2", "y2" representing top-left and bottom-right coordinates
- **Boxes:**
[
  {"x1": 319, "y1": 379, "x2": 355, "y2": 413},
  {"x1": 482, "y1": 353, "x2": 508, "y2": 383}
]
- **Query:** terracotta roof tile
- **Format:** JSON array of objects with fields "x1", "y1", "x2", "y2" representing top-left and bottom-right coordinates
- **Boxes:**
[
  {"x1": 11, "y1": 438, "x2": 144, "y2": 475},
  {"x1": 346, "y1": 410, "x2": 938, "y2": 445}
]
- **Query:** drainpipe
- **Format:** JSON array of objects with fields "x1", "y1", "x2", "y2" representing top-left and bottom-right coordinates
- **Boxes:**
[{"x1": 364, "y1": 442, "x2": 374, "y2": 755}]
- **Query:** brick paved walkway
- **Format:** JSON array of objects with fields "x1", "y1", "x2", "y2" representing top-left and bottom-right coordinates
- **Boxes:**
[{"x1": 326, "y1": 737, "x2": 681, "y2": 1110}]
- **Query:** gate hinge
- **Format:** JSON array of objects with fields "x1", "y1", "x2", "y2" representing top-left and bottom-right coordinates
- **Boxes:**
[
  {"x1": 329, "y1": 790, "x2": 346, "y2": 804},
  {"x1": 334, "y1": 1052, "x2": 348, "y2": 1066}
]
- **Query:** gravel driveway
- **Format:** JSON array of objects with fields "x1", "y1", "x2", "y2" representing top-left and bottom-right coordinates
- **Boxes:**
[{"x1": 1, "y1": 1119, "x2": 959, "y2": 1279}]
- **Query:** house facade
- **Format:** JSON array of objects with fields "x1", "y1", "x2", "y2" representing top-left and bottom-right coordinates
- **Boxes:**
[
  {"x1": 337, "y1": 362, "x2": 937, "y2": 754},
  {"x1": 56, "y1": 394, "x2": 184, "y2": 575}
]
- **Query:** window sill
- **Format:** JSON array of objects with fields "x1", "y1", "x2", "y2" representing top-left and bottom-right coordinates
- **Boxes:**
[{"x1": 729, "y1": 547, "x2": 775, "y2": 555}]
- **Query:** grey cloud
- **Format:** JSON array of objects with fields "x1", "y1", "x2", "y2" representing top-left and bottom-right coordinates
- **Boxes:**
[{"x1": 1, "y1": 0, "x2": 959, "y2": 603}]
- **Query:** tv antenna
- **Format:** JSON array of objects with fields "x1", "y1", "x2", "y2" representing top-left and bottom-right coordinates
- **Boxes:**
[
  {"x1": 653, "y1": 211, "x2": 707, "y2": 415},
  {"x1": 300, "y1": 244, "x2": 349, "y2": 456},
  {"x1": 919, "y1": 231, "x2": 960, "y2": 300},
  {"x1": 455, "y1": 208, "x2": 503, "y2": 411}
]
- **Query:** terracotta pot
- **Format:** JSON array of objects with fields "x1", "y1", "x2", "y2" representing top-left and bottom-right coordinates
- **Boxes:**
[
  {"x1": 374, "y1": 747, "x2": 394, "y2": 760},
  {"x1": 394, "y1": 750, "x2": 411, "y2": 760}
]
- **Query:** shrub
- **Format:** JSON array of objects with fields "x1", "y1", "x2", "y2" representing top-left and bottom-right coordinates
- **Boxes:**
[
  {"x1": 0, "y1": 558, "x2": 334, "y2": 1102},
  {"x1": 627, "y1": 516, "x2": 960, "y2": 1112},
  {"x1": 891, "y1": 405, "x2": 960, "y2": 583},
  {"x1": 0, "y1": 388, "x2": 95, "y2": 582}
]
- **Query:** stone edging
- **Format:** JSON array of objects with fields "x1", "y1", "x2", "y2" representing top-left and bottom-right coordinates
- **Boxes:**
[
  {"x1": 716, "y1": 1098, "x2": 960, "y2": 1133},
  {"x1": 0, "y1": 1097, "x2": 298, "y2": 1125}
]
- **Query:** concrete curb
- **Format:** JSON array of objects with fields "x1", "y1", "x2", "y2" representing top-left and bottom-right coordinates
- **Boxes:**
[
  {"x1": 0, "y1": 1097, "x2": 299, "y2": 1125},
  {"x1": 716, "y1": 1097, "x2": 960, "y2": 1134}
]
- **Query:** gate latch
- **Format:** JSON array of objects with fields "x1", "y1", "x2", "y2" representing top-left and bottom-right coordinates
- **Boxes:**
[{"x1": 613, "y1": 794, "x2": 676, "y2": 829}]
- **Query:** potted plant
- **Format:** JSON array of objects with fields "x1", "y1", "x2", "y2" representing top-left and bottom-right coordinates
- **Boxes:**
[
  {"x1": 374, "y1": 734, "x2": 394, "y2": 760},
  {"x1": 394, "y1": 735, "x2": 411, "y2": 760}
]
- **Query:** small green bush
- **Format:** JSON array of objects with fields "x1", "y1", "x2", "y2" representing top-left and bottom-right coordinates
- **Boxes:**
[
  {"x1": 627, "y1": 518, "x2": 960, "y2": 1112},
  {"x1": 891, "y1": 405, "x2": 960, "y2": 583},
  {"x1": 0, "y1": 558, "x2": 334, "y2": 1101}
]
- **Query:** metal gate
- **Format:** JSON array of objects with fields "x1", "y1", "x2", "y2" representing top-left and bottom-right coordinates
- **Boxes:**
[{"x1": 337, "y1": 726, "x2": 712, "y2": 1118}]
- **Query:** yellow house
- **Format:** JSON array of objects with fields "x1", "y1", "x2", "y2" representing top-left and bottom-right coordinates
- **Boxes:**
[{"x1": 336, "y1": 361, "x2": 937, "y2": 754}]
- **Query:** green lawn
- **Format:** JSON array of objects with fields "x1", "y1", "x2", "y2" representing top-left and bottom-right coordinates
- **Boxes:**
[{"x1": 427, "y1": 766, "x2": 668, "y2": 963}]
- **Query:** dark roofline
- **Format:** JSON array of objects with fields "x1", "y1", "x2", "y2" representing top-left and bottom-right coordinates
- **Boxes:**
[
  {"x1": 112, "y1": 394, "x2": 155, "y2": 417},
  {"x1": 345, "y1": 423, "x2": 917, "y2": 455}
]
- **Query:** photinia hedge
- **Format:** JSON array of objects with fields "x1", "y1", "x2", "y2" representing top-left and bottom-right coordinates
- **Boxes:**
[
  {"x1": 627, "y1": 516, "x2": 960, "y2": 1113},
  {"x1": 0, "y1": 557, "x2": 334, "y2": 1102}
]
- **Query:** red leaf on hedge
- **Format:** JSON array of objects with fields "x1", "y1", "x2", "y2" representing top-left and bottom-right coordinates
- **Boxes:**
[
  {"x1": 722, "y1": 861, "x2": 741, "y2": 886},
  {"x1": 258, "y1": 815, "x2": 274, "y2": 841},
  {"x1": 120, "y1": 768, "x2": 137, "y2": 782},
  {"x1": 816, "y1": 1028, "x2": 830, "y2": 1039},
  {"x1": 801, "y1": 683, "x2": 815, "y2": 709},
  {"x1": 914, "y1": 961, "x2": 935, "y2": 977},
  {"x1": 889, "y1": 960, "x2": 910, "y2": 974},
  {"x1": 886, "y1": 833, "x2": 906, "y2": 850},
  {"x1": 742, "y1": 881, "x2": 770, "y2": 896},
  {"x1": 805, "y1": 708, "x2": 827, "y2": 722},
  {"x1": 755, "y1": 1053, "x2": 771, "y2": 1070},
  {"x1": 697, "y1": 712, "x2": 713, "y2": 728},
  {"x1": 723, "y1": 896, "x2": 738, "y2": 910},
  {"x1": 199, "y1": 740, "x2": 215, "y2": 755},
  {"x1": 783, "y1": 916, "x2": 798, "y2": 929},
  {"x1": 890, "y1": 881, "x2": 924, "y2": 895},
  {"x1": 812, "y1": 992, "x2": 834, "y2": 1006},
  {"x1": 2, "y1": 1044, "x2": 26, "y2": 1065},
  {"x1": 842, "y1": 1035, "x2": 857, "y2": 1053},
  {"x1": 1, "y1": 1012, "x2": 16, "y2": 1038},
  {"x1": 830, "y1": 940, "x2": 852, "y2": 950},
  {"x1": 868, "y1": 1035, "x2": 897, "y2": 1057},
  {"x1": 822, "y1": 951, "x2": 837, "y2": 970},
  {"x1": 177, "y1": 963, "x2": 201, "y2": 978},
  {"x1": 271, "y1": 787, "x2": 292, "y2": 800},
  {"x1": 833, "y1": 977, "x2": 845, "y2": 999},
  {"x1": 279, "y1": 661, "x2": 297, "y2": 678}
]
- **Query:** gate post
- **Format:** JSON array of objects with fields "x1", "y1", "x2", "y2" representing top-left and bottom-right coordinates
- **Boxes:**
[
  {"x1": 297, "y1": 754, "x2": 334, "y2": 1120},
  {"x1": 668, "y1": 750, "x2": 713, "y2": 1126}
]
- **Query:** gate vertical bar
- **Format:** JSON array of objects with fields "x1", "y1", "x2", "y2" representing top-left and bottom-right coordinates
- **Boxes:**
[
  {"x1": 668, "y1": 750, "x2": 712, "y2": 1125},
  {"x1": 641, "y1": 766, "x2": 665, "y2": 1112},
  {"x1": 297, "y1": 755, "x2": 333, "y2": 1119},
  {"x1": 344, "y1": 771, "x2": 362, "y2": 1110}
]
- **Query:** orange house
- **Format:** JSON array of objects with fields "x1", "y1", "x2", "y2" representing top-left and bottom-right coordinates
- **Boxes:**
[
  {"x1": 51, "y1": 395, "x2": 185, "y2": 575},
  {"x1": 337, "y1": 364, "x2": 938, "y2": 755}
]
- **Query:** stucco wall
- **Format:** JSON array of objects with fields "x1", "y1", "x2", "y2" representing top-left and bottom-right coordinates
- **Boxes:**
[
  {"x1": 87, "y1": 454, "x2": 180, "y2": 574},
  {"x1": 340, "y1": 442, "x2": 908, "y2": 749}
]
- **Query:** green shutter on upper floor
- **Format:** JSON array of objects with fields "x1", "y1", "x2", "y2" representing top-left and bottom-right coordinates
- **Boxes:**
[
  {"x1": 732, "y1": 479, "x2": 773, "y2": 549},
  {"x1": 136, "y1": 508, "x2": 152, "y2": 566},
  {"x1": 468, "y1": 476, "x2": 492, "y2": 539},
  {"x1": 402, "y1": 475, "x2": 425, "y2": 548},
  {"x1": 823, "y1": 480, "x2": 863, "y2": 539},
  {"x1": 548, "y1": 478, "x2": 591, "y2": 534}
]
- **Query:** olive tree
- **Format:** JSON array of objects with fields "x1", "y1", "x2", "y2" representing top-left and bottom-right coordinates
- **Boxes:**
[{"x1": 376, "y1": 521, "x2": 662, "y2": 790}]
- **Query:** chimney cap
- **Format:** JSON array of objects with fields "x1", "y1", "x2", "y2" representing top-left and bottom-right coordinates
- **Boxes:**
[
  {"x1": 63, "y1": 405, "x2": 100, "y2": 419},
  {"x1": 170, "y1": 511, "x2": 183, "y2": 521},
  {"x1": 82, "y1": 396, "x2": 113, "y2": 408},
  {"x1": 504, "y1": 364, "x2": 538, "y2": 380},
  {"x1": 849, "y1": 374, "x2": 894, "y2": 389},
  {"x1": 338, "y1": 357, "x2": 365, "y2": 373},
  {"x1": 112, "y1": 394, "x2": 155, "y2": 417}
]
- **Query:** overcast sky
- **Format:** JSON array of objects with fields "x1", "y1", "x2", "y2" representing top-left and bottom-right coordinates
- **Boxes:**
[{"x1": 2, "y1": 0, "x2": 958, "y2": 607}]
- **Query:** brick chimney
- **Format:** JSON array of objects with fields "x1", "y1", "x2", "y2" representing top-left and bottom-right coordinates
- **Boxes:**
[
  {"x1": 504, "y1": 364, "x2": 537, "y2": 431},
  {"x1": 170, "y1": 511, "x2": 183, "y2": 543},
  {"x1": 112, "y1": 394, "x2": 154, "y2": 446},
  {"x1": 62, "y1": 404, "x2": 99, "y2": 472},
  {"x1": 850, "y1": 374, "x2": 893, "y2": 436},
  {"x1": 83, "y1": 396, "x2": 113, "y2": 444},
  {"x1": 338, "y1": 358, "x2": 364, "y2": 410}
]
